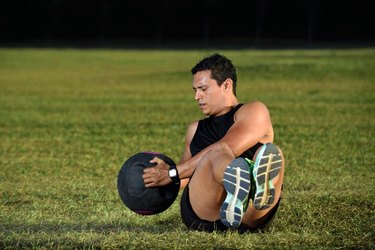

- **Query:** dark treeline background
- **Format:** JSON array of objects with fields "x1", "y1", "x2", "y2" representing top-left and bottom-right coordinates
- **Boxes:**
[{"x1": 1, "y1": 0, "x2": 374, "y2": 47}]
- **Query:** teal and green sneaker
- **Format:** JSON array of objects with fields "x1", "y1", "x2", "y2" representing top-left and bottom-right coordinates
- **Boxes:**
[
  {"x1": 252, "y1": 143, "x2": 283, "y2": 210},
  {"x1": 220, "y1": 158, "x2": 251, "y2": 228}
]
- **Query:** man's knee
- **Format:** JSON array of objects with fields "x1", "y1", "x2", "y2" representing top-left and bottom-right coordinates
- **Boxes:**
[
  {"x1": 208, "y1": 142, "x2": 235, "y2": 160},
  {"x1": 195, "y1": 143, "x2": 234, "y2": 173},
  {"x1": 201, "y1": 143, "x2": 235, "y2": 182},
  {"x1": 191, "y1": 142, "x2": 234, "y2": 181}
]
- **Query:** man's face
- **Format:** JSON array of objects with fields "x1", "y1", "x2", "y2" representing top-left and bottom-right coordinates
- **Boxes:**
[{"x1": 192, "y1": 70, "x2": 225, "y2": 116}]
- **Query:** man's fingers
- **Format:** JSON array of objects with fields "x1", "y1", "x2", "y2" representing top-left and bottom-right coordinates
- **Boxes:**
[
  {"x1": 144, "y1": 182, "x2": 154, "y2": 188},
  {"x1": 143, "y1": 167, "x2": 159, "y2": 175},
  {"x1": 143, "y1": 177, "x2": 153, "y2": 185},
  {"x1": 142, "y1": 163, "x2": 171, "y2": 188},
  {"x1": 149, "y1": 156, "x2": 160, "y2": 164},
  {"x1": 142, "y1": 174, "x2": 155, "y2": 186},
  {"x1": 143, "y1": 167, "x2": 161, "y2": 186},
  {"x1": 143, "y1": 168, "x2": 150, "y2": 174}
]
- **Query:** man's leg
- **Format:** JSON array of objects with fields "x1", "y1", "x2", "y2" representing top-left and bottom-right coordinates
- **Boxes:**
[
  {"x1": 220, "y1": 157, "x2": 252, "y2": 227},
  {"x1": 188, "y1": 143, "x2": 235, "y2": 222},
  {"x1": 242, "y1": 144, "x2": 285, "y2": 228},
  {"x1": 188, "y1": 142, "x2": 285, "y2": 229}
]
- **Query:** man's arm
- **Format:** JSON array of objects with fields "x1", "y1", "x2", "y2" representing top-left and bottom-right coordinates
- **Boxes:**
[
  {"x1": 221, "y1": 101, "x2": 274, "y2": 157},
  {"x1": 144, "y1": 101, "x2": 273, "y2": 187},
  {"x1": 177, "y1": 101, "x2": 273, "y2": 180},
  {"x1": 178, "y1": 121, "x2": 198, "y2": 189},
  {"x1": 143, "y1": 121, "x2": 200, "y2": 188}
]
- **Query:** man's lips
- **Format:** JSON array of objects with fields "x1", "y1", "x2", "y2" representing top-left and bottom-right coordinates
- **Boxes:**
[{"x1": 198, "y1": 103, "x2": 206, "y2": 108}]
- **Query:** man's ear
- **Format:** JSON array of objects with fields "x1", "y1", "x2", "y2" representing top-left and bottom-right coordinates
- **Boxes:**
[{"x1": 223, "y1": 78, "x2": 233, "y2": 92}]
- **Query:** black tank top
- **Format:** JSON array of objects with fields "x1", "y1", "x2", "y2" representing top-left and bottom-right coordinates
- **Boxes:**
[{"x1": 189, "y1": 104, "x2": 263, "y2": 160}]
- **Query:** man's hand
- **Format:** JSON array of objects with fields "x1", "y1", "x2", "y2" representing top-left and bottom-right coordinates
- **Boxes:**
[{"x1": 143, "y1": 157, "x2": 172, "y2": 188}]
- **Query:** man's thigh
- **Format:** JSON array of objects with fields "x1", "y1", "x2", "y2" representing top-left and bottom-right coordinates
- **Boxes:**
[{"x1": 188, "y1": 147, "x2": 234, "y2": 221}]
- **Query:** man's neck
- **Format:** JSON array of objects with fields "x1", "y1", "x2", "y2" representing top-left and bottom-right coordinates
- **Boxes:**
[{"x1": 213, "y1": 100, "x2": 240, "y2": 117}]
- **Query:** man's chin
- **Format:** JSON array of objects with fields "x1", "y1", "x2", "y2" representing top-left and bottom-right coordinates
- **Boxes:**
[
  {"x1": 199, "y1": 105, "x2": 211, "y2": 115},
  {"x1": 201, "y1": 109, "x2": 210, "y2": 116}
]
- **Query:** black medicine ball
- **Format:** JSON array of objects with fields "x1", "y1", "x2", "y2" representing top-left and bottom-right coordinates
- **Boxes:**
[{"x1": 117, "y1": 152, "x2": 179, "y2": 215}]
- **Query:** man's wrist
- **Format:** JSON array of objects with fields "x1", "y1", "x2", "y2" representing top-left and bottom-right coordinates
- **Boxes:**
[{"x1": 168, "y1": 165, "x2": 180, "y2": 184}]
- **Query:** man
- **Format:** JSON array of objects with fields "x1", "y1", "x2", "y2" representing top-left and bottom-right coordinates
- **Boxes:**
[{"x1": 143, "y1": 53, "x2": 285, "y2": 232}]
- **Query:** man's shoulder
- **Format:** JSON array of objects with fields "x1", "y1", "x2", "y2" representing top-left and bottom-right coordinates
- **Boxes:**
[
  {"x1": 235, "y1": 100, "x2": 270, "y2": 120},
  {"x1": 184, "y1": 120, "x2": 199, "y2": 143},
  {"x1": 187, "y1": 120, "x2": 199, "y2": 131},
  {"x1": 239, "y1": 100, "x2": 269, "y2": 112}
]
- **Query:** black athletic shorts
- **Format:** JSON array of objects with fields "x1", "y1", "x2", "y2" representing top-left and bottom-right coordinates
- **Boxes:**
[{"x1": 180, "y1": 185, "x2": 281, "y2": 233}]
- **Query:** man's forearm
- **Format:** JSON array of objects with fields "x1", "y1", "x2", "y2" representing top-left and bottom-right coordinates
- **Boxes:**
[
  {"x1": 177, "y1": 146, "x2": 212, "y2": 179},
  {"x1": 177, "y1": 141, "x2": 235, "y2": 180}
]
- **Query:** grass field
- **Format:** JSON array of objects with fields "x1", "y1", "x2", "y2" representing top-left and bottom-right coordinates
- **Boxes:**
[{"x1": 0, "y1": 48, "x2": 374, "y2": 249}]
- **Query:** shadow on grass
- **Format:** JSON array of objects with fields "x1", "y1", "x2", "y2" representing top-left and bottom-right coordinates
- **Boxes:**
[{"x1": 0, "y1": 213, "x2": 185, "y2": 235}]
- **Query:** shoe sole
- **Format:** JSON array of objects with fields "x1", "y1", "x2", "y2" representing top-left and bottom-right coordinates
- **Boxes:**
[
  {"x1": 220, "y1": 158, "x2": 251, "y2": 228},
  {"x1": 253, "y1": 143, "x2": 283, "y2": 210}
]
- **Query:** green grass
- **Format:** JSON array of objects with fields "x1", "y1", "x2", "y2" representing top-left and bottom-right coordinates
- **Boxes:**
[{"x1": 0, "y1": 48, "x2": 374, "y2": 249}]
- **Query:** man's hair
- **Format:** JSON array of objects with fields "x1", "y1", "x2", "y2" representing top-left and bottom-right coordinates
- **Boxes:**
[{"x1": 191, "y1": 53, "x2": 237, "y2": 96}]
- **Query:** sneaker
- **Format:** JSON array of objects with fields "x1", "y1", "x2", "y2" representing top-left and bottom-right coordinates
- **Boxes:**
[
  {"x1": 252, "y1": 143, "x2": 283, "y2": 210},
  {"x1": 220, "y1": 158, "x2": 251, "y2": 228}
]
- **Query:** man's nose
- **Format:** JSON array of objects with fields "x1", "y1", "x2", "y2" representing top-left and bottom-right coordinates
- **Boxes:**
[{"x1": 195, "y1": 91, "x2": 200, "y2": 101}]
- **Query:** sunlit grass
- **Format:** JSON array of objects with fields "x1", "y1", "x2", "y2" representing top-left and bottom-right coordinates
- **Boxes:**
[{"x1": 0, "y1": 48, "x2": 374, "y2": 249}]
